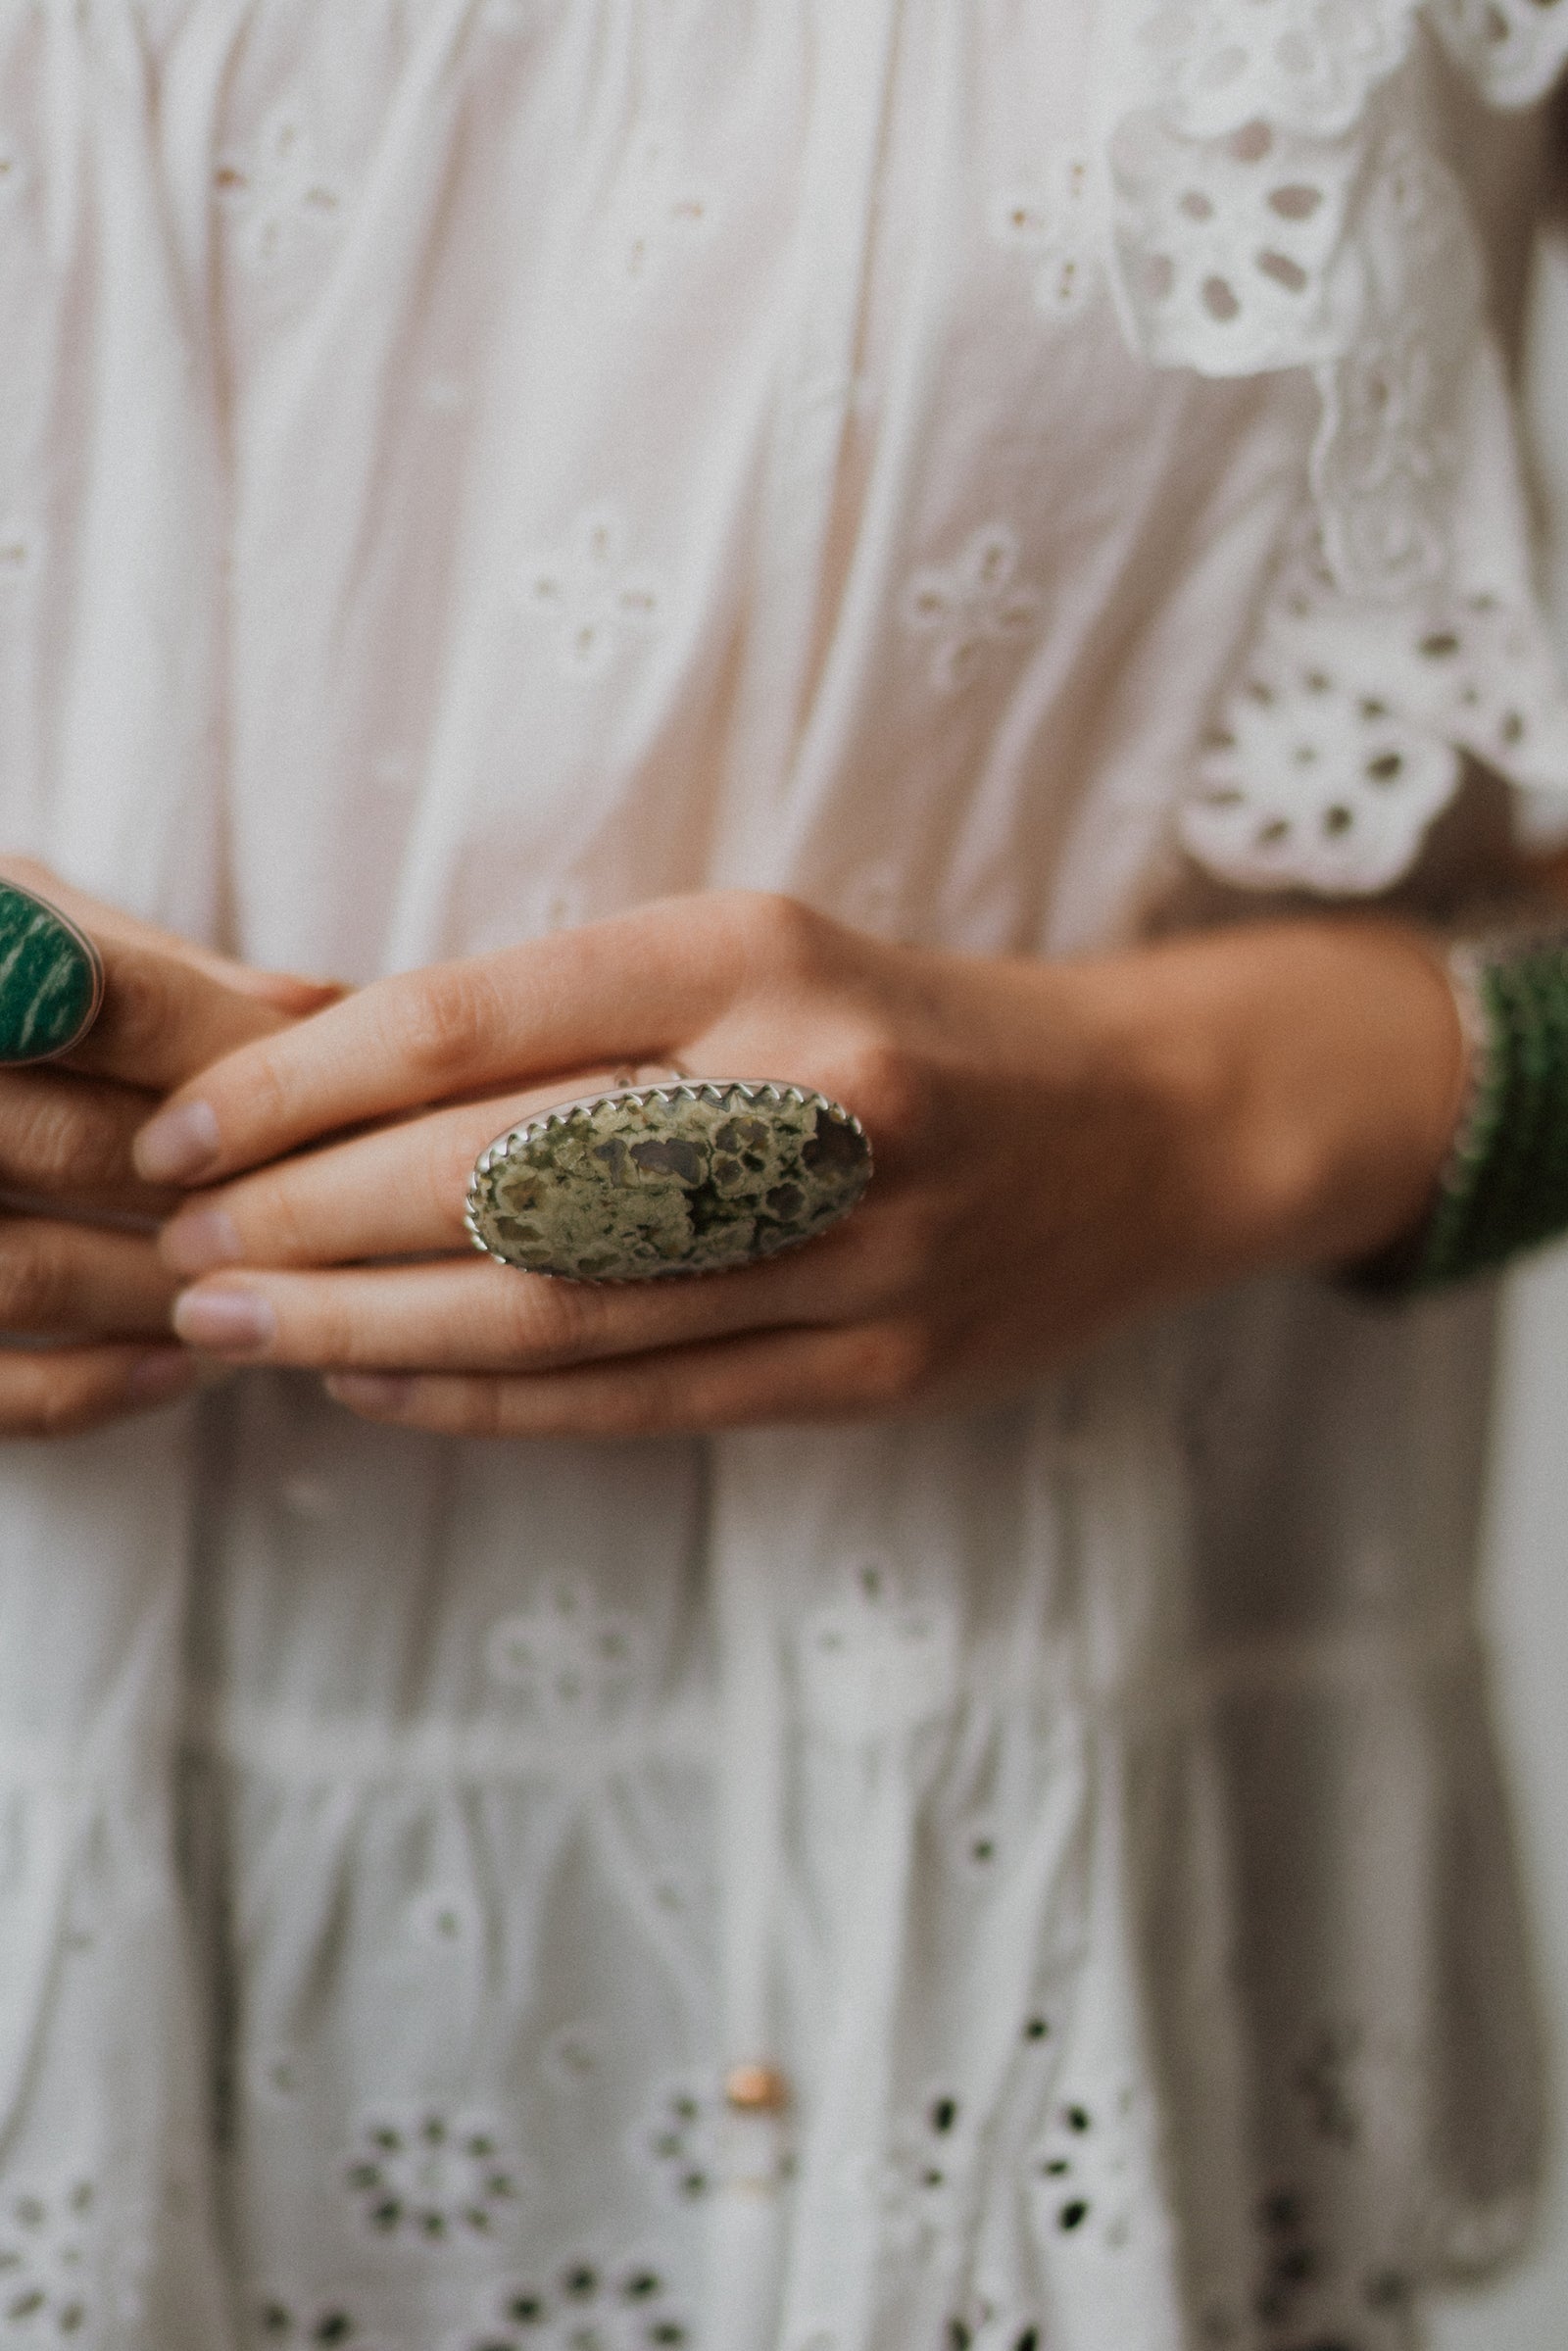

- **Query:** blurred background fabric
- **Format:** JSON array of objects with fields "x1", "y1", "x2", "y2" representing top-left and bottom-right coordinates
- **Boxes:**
[{"x1": 1434, "y1": 212, "x2": 1568, "y2": 2351}]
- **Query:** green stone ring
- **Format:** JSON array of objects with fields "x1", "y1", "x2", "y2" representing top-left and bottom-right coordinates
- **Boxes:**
[
  {"x1": 466, "y1": 1080, "x2": 873, "y2": 1282},
  {"x1": 0, "y1": 879, "x2": 105, "y2": 1064}
]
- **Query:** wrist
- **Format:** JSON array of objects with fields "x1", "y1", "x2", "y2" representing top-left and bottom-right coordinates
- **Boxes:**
[{"x1": 1074, "y1": 920, "x2": 1468, "y2": 1285}]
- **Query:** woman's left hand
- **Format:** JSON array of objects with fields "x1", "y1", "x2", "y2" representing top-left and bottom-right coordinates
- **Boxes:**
[{"x1": 135, "y1": 892, "x2": 1463, "y2": 1438}]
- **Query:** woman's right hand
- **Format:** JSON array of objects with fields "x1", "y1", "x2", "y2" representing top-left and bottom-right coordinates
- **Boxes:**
[{"x1": 0, "y1": 858, "x2": 339, "y2": 1438}]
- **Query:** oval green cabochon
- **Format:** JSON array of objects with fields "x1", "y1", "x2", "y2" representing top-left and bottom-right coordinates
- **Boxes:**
[
  {"x1": 0, "y1": 881, "x2": 104, "y2": 1062},
  {"x1": 466, "y1": 1081, "x2": 872, "y2": 1282}
]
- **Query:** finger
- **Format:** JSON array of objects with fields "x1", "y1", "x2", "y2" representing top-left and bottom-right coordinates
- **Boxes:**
[
  {"x1": 0, "y1": 1218, "x2": 178, "y2": 1335},
  {"x1": 0, "y1": 1341, "x2": 200, "y2": 1438},
  {"x1": 318, "y1": 1321, "x2": 920, "y2": 1441},
  {"x1": 168, "y1": 1240, "x2": 858, "y2": 1371},
  {"x1": 0, "y1": 855, "x2": 347, "y2": 1019},
  {"x1": 133, "y1": 893, "x2": 808, "y2": 1185},
  {"x1": 0, "y1": 1066, "x2": 178, "y2": 1214},
  {"x1": 160, "y1": 1080, "x2": 633, "y2": 1273},
  {"x1": 64, "y1": 935, "x2": 337, "y2": 1093}
]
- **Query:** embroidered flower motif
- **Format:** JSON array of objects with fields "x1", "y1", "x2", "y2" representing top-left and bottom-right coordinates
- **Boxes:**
[
  {"x1": 1131, "y1": 0, "x2": 1417, "y2": 138},
  {"x1": 214, "y1": 114, "x2": 343, "y2": 272},
  {"x1": 798, "y1": 1558, "x2": 959, "y2": 1736},
  {"x1": 516, "y1": 509, "x2": 664, "y2": 677},
  {"x1": 1107, "y1": 104, "x2": 1359, "y2": 374},
  {"x1": 1183, "y1": 639, "x2": 1458, "y2": 894},
  {"x1": 1183, "y1": 550, "x2": 1568, "y2": 895},
  {"x1": 988, "y1": 154, "x2": 1103, "y2": 321},
  {"x1": 343, "y1": 2112, "x2": 523, "y2": 2244},
  {"x1": 484, "y1": 1576, "x2": 643, "y2": 1726},
  {"x1": 604, "y1": 133, "x2": 718, "y2": 288},
  {"x1": 1238, "y1": 2181, "x2": 1415, "y2": 2341},
  {"x1": 878, "y1": 2088, "x2": 977, "y2": 2262},
  {"x1": 254, "y1": 2298, "x2": 366, "y2": 2344},
  {"x1": 459, "y1": 2256, "x2": 692, "y2": 2350},
  {"x1": 0, "y1": 2180, "x2": 94, "y2": 2334},
  {"x1": 942, "y1": 2297, "x2": 1045, "y2": 2351},
  {"x1": 1027, "y1": 2080, "x2": 1143, "y2": 2252},
  {"x1": 900, "y1": 525, "x2": 1042, "y2": 696},
  {"x1": 630, "y1": 2081, "x2": 718, "y2": 2205}
]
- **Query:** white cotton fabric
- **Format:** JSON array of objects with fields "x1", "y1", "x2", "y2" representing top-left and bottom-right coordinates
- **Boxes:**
[{"x1": 0, "y1": 5, "x2": 1560, "y2": 2349}]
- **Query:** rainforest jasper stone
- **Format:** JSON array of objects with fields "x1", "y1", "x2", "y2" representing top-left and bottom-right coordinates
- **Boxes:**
[
  {"x1": 0, "y1": 881, "x2": 104, "y2": 1063},
  {"x1": 466, "y1": 1081, "x2": 873, "y2": 1281}
]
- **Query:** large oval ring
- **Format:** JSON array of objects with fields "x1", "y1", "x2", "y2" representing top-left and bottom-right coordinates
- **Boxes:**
[
  {"x1": 0, "y1": 879, "x2": 104, "y2": 1064},
  {"x1": 466, "y1": 1080, "x2": 873, "y2": 1282}
]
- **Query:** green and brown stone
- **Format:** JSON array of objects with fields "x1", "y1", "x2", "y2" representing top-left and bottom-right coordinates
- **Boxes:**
[
  {"x1": 466, "y1": 1081, "x2": 873, "y2": 1281},
  {"x1": 0, "y1": 881, "x2": 104, "y2": 1063}
]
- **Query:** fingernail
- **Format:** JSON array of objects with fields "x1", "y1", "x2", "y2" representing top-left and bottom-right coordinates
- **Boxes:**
[
  {"x1": 126, "y1": 1349, "x2": 202, "y2": 1404},
  {"x1": 162, "y1": 1205, "x2": 242, "y2": 1276},
  {"x1": 172, "y1": 1287, "x2": 275, "y2": 1354},
  {"x1": 135, "y1": 1100, "x2": 221, "y2": 1185},
  {"x1": 324, "y1": 1372, "x2": 413, "y2": 1413}
]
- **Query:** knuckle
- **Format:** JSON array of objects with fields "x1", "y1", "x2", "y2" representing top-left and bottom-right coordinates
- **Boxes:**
[
  {"x1": 720, "y1": 892, "x2": 827, "y2": 986},
  {"x1": 824, "y1": 1031, "x2": 927, "y2": 1144},
  {"x1": 98, "y1": 955, "x2": 173, "y2": 1070},
  {"x1": 2, "y1": 1085, "x2": 118, "y2": 1192},
  {"x1": 389, "y1": 965, "x2": 501, "y2": 1086},
  {"x1": 0, "y1": 856, "x2": 56, "y2": 897},
  {"x1": 588, "y1": 1375, "x2": 670, "y2": 1441},
  {"x1": 305, "y1": 1290, "x2": 364, "y2": 1368},
  {"x1": 499, "y1": 1274, "x2": 595, "y2": 1363},
  {"x1": 6, "y1": 1365, "x2": 115, "y2": 1442},
  {"x1": 242, "y1": 1169, "x2": 314, "y2": 1267},
  {"x1": 230, "y1": 1046, "x2": 295, "y2": 1151},
  {"x1": 855, "y1": 1319, "x2": 938, "y2": 1408},
  {"x1": 0, "y1": 1230, "x2": 69, "y2": 1329}
]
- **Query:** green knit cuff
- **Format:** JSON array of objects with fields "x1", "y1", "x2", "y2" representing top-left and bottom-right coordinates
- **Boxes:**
[{"x1": 1354, "y1": 927, "x2": 1568, "y2": 1297}]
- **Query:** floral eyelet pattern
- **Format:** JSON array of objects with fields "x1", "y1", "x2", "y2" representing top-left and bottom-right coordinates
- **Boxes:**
[
  {"x1": 516, "y1": 510, "x2": 665, "y2": 679},
  {"x1": 603, "y1": 133, "x2": 719, "y2": 289},
  {"x1": 988, "y1": 154, "x2": 1103, "y2": 321},
  {"x1": 631, "y1": 2082, "x2": 717, "y2": 2206},
  {"x1": 343, "y1": 2113, "x2": 524, "y2": 2244},
  {"x1": 215, "y1": 114, "x2": 342, "y2": 273},
  {"x1": 1098, "y1": 1, "x2": 1568, "y2": 888},
  {"x1": 0, "y1": 2181, "x2": 94, "y2": 2336},
  {"x1": 900, "y1": 526, "x2": 1043, "y2": 695},
  {"x1": 878, "y1": 2088, "x2": 977, "y2": 2262},
  {"x1": 484, "y1": 1576, "x2": 644, "y2": 1726},
  {"x1": 255, "y1": 2299, "x2": 369, "y2": 2345},
  {"x1": 459, "y1": 2257, "x2": 692, "y2": 2351},
  {"x1": 797, "y1": 1559, "x2": 960, "y2": 1736},
  {"x1": 1028, "y1": 2082, "x2": 1142, "y2": 2252}
]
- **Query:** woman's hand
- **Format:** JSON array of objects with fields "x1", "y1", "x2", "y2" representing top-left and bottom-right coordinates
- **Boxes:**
[
  {"x1": 0, "y1": 858, "x2": 339, "y2": 1437},
  {"x1": 139, "y1": 893, "x2": 1466, "y2": 1440}
]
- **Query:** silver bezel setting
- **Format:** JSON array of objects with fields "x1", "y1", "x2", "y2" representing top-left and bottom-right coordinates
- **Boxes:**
[{"x1": 465, "y1": 1079, "x2": 871, "y2": 1280}]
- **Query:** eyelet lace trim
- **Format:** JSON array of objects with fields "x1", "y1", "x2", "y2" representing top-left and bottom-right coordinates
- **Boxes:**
[{"x1": 1099, "y1": 0, "x2": 1568, "y2": 893}]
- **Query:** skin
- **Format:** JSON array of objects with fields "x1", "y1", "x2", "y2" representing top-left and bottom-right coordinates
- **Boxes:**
[
  {"x1": 0, "y1": 858, "x2": 339, "y2": 1437},
  {"x1": 131, "y1": 888, "x2": 1485, "y2": 1442}
]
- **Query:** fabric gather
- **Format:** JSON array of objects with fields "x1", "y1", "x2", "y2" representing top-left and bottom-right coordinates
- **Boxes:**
[{"x1": 1095, "y1": 0, "x2": 1568, "y2": 891}]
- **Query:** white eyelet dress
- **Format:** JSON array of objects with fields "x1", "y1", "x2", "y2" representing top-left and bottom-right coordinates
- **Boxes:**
[{"x1": 2, "y1": 5, "x2": 1567, "y2": 2349}]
